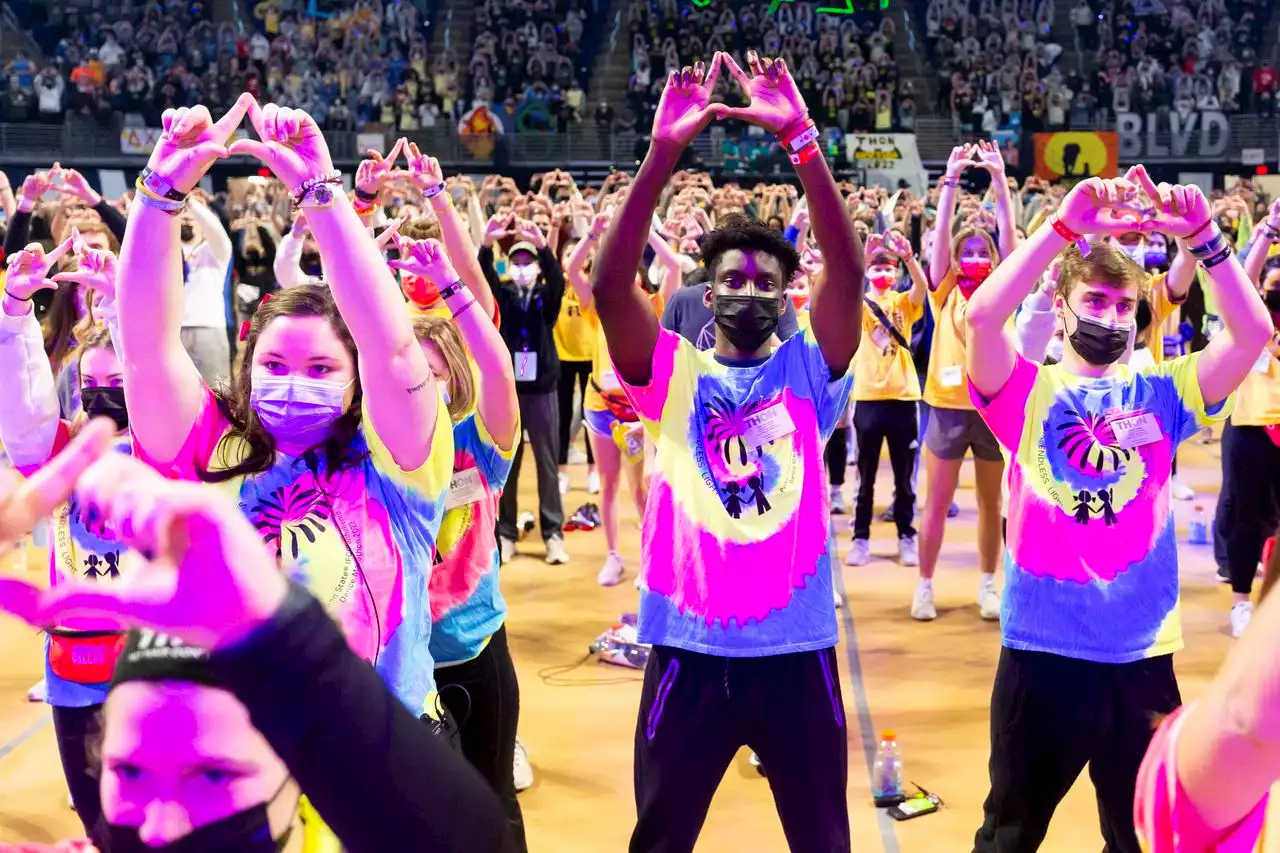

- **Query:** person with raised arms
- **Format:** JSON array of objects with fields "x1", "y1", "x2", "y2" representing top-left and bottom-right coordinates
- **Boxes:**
[
  {"x1": 963, "y1": 166, "x2": 1273, "y2": 852},
  {"x1": 590, "y1": 49, "x2": 864, "y2": 851}
]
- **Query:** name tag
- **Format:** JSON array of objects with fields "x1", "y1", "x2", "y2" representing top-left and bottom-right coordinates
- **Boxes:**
[
  {"x1": 940, "y1": 365, "x2": 963, "y2": 388},
  {"x1": 599, "y1": 367, "x2": 622, "y2": 391},
  {"x1": 1253, "y1": 351, "x2": 1274, "y2": 374},
  {"x1": 445, "y1": 468, "x2": 486, "y2": 510},
  {"x1": 515, "y1": 351, "x2": 538, "y2": 382},
  {"x1": 742, "y1": 401, "x2": 796, "y2": 447},
  {"x1": 1108, "y1": 410, "x2": 1162, "y2": 449}
]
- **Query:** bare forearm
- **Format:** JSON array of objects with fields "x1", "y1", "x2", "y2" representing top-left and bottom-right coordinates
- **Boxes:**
[
  {"x1": 992, "y1": 177, "x2": 1018, "y2": 258},
  {"x1": 797, "y1": 155, "x2": 864, "y2": 370},
  {"x1": 431, "y1": 195, "x2": 495, "y2": 319},
  {"x1": 1243, "y1": 232, "x2": 1275, "y2": 285},
  {"x1": 118, "y1": 201, "x2": 186, "y2": 358},
  {"x1": 1166, "y1": 239, "x2": 1198, "y2": 299},
  {"x1": 931, "y1": 184, "x2": 961, "y2": 284},
  {"x1": 905, "y1": 256, "x2": 928, "y2": 306},
  {"x1": 444, "y1": 290, "x2": 518, "y2": 450},
  {"x1": 565, "y1": 235, "x2": 596, "y2": 309}
]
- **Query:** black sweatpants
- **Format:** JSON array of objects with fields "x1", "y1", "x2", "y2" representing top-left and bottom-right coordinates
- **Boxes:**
[
  {"x1": 52, "y1": 704, "x2": 103, "y2": 839},
  {"x1": 1222, "y1": 423, "x2": 1280, "y2": 595},
  {"x1": 852, "y1": 400, "x2": 918, "y2": 540},
  {"x1": 825, "y1": 426, "x2": 848, "y2": 487},
  {"x1": 631, "y1": 645, "x2": 849, "y2": 853},
  {"x1": 498, "y1": 390, "x2": 563, "y2": 542},
  {"x1": 436, "y1": 625, "x2": 527, "y2": 853},
  {"x1": 557, "y1": 359, "x2": 594, "y2": 466},
  {"x1": 1214, "y1": 424, "x2": 1233, "y2": 569},
  {"x1": 973, "y1": 648, "x2": 1182, "y2": 853}
]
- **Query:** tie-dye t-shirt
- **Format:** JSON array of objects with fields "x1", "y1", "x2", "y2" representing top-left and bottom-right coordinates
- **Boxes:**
[
  {"x1": 971, "y1": 353, "x2": 1231, "y2": 663},
  {"x1": 136, "y1": 388, "x2": 453, "y2": 716},
  {"x1": 17, "y1": 425, "x2": 136, "y2": 708},
  {"x1": 616, "y1": 326, "x2": 853, "y2": 656},
  {"x1": 429, "y1": 412, "x2": 516, "y2": 665}
]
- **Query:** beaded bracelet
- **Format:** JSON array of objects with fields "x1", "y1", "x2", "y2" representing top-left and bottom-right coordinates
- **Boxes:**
[{"x1": 291, "y1": 170, "x2": 343, "y2": 207}]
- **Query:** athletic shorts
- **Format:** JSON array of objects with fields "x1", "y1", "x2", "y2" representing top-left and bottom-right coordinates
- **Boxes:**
[
  {"x1": 923, "y1": 406, "x2": 1002, "y2": 462},
  {"x1": 584, "y1": 408, "x2": 620, "y2": 439}
]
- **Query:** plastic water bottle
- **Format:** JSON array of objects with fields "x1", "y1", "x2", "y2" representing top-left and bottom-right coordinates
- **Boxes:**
[
  {"x1": 1188, "y1": 506, "x2": 1209, "y2": 545},
  {"x1": 872, "y1": 729, "x2": 905, "y2": 799}
]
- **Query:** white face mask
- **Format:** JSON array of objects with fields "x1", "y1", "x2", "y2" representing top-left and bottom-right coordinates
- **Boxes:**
[
  {"x1": 1109, "y1": 238, "x2": 1145, "y2": 265},
  {"x1": 510, "y1": 264, "x2": 540, "y2": 287},
  {"x1": 1045, "y1": 335, "x2": 1065, "y2": 363}
]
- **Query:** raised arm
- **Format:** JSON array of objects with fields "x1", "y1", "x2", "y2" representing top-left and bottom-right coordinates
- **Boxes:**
[
  {"x1": 273, "y1": 214, "x2": 324, "y2": 288},
  {"x1": 119, "y1": 98, "x2": 251, "y2": 466},
  {"x1": 1243, "y1": 199, "x2": 1280, "y2": 285},
  {"x1": 594, "y1": 57, "x2": 722, "y2": 385},
  {"x1": 188, "y1": 193, "x2": 233, "y2": 270},
  {"x1": 884, "y1": 230, "x2": 926, "y2": 307},
  {"x1": 715, "y1": 51, "x2": 864, "y2": 374},
  {"x1": 646, "y1": 225, "x2": 685, "y2": 301},
  {"x1": 565, "y1": 211, "x2": 610, "y2": 311},
  {"x1": 230, "y1": 101, "x2": 441, "y2": 471},
  {"x1": 391, "y1": 237, "x2": 519, "y2": 452},
  {"x1": 930, "y1": 145, "x2": 974, "y2": 286},
  {"x1": 975, "y1": 142, "x2": 1018, "y2": 259}
]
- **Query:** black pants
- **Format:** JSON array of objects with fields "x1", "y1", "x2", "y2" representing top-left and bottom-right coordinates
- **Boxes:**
[
  {"x1": 825, "y1": 426, "x2": 848, "y2": 487},
  {"x1": 631, "y1": 645, "x2": 849, "y2": 853},
  {"x1": 973, "y1": 648, "x2": 1181, "y2": 853},
  {"x1": 852, "y1": 400, "x2": 917, "y2": 540},
  {"x1": 436, "y1": 626, "x2": 527, "y2": 853},
  {"x1": 1214, "y1": 424, "x2": 1233, "y2": 569},
  {"x1": 557, "y1": 359, "x2": 594, "y2": 466},
  {"x1": 1222, "y1": 423, "x2": 1280, "y2": 595},
  {"x1": 53, "y1": 704, "x2": 104, "y2": 839},
  {"x1": 498, "y1": 390, "x2": 563, "y2": 542}
]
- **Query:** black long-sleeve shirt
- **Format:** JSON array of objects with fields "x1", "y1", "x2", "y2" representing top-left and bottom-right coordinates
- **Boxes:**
[
  {"x1": 210, "y1": 583, "x2": 514, "y2": 853},
  {"x1": 479, "y1": 245, "x2": 565, "y2": 394}
]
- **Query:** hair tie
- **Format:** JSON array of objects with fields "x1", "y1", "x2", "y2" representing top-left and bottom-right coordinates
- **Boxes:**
[{"x1": 238, "y1": 320, "x2": 251, "y2": 342}]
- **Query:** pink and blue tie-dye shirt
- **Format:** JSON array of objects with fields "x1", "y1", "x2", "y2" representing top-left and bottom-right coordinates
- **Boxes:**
[
  {"x1": 429, "y1": 412, "x2": 517, "y2": 665},
  {"x1": 136, "y1": 387, "x2": 453, "y2": 716},
  {"x1": 971, "y1": 353, "x2": 1232, "y2": 663},
  {"x1": 616, "y1": 326, "x2": 853, "y2": 657}
]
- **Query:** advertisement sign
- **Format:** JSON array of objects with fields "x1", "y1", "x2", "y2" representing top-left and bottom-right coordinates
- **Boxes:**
[
  {"x1": 119, "y1": 127, "x2": 164, "y2": 155},
  {"x1": 844, "y1": 133, "x2": 929, "y2": 194},
  {"x1": 1115, "y1": 111, "x2": 1230, "y2": 160},
  {"x1": 1034, "y1": 131, "x2": 1119, "y2": 180}
]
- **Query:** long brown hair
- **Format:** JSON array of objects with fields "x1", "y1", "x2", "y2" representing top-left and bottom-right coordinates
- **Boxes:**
[
  {"x1": 201, "y1": 286, "x2": 365, "y2": 483},
  {"x1": 43, "y1": 222, "x2": 120, "y2": 368},
  {"x1": 411, "y1": 315, "x2": 476, "y2": 422},
  {"x1": 66, "y1": 324, "x2": 118, "y2": 436}
]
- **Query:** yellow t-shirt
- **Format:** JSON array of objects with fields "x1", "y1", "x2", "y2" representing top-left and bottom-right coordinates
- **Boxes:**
[
  {"x1": 1145, "y1": 271, "x2": 1182, "y2": 366},
  {"x1": 923, "y1": 272, "x2": 973, "y2": 410},
  {"x1": 1232, "y1": 351, "x2": 1280, "y2": 426},
  {"x1": 554, "y1": 288, "x2": 595, "y2": 363},
  {"x1": 855, "y1": 289, "x2": 923, "y2": 402},
  {"x1": 585, "y1": 292, "x2": 664, "y2": 412}
]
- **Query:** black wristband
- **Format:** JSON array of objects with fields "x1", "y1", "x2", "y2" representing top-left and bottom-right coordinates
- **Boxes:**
[
  {"x1": 1202, "y1": 245, "x2": 1233, "y2": 269},
  {"x1": 353, "y1": 186, "x2": 378, "y2": 203},
  {"x1": 439, "y1": 279, "x2": 467, "y2": 300},
  {"x1": 3, "y1": 288, "x2": 32, "y2": 302}
]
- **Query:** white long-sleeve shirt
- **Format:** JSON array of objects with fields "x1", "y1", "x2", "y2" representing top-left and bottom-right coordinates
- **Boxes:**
[
  {"x1": 0, "y1": 308, "x2": 59, "y2": 469},
  {"x1": 181, "y1": 202, "x2": 233, "y2": 329},
  {"x1": 1014, "y1": 285, "x2": 1057, "y2": 363},
  {"x1": 273, "y1": 226, "x2": 325, "y2": 289}
]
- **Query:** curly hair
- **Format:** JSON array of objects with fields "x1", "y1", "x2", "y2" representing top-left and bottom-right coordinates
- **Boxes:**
[{"x1": 698, "y1": 213, "x2": 801, "y2": 284}]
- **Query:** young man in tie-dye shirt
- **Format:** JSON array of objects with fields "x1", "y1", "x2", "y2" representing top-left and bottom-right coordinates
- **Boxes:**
[
  {"x1": 962, "y1": 168, "x2": 1274, "y2": 852},
  {"x1": 589, "y1": 52, "x2": 866, "y2": 851}
]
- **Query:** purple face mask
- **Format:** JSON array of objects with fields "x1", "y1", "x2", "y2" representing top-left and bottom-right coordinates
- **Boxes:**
[{"x1": 251, "y1": 374, "x2": 350, "y2": 449}]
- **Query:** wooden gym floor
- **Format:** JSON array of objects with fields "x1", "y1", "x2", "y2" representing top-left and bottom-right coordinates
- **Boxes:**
[{"x1": 0, "y1": 433, "x2": 1236, "y2": 851}]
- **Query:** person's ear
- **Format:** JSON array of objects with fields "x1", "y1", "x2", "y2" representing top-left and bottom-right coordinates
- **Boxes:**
[{"x1": 703, "y1": 286, "x2": 714, "y2": 309}]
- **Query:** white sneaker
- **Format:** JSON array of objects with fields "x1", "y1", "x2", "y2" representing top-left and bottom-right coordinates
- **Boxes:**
[
  {"x1": 68, "y1": 793, "x2": 75, "y2": 810},
  {"x1": 1172, "y1": 478, "x2": 1195, "y2": 501},
  {"x1": 558, "y1": 471, "x2": 570, "y2": 495},
  {"x1": 834, "y1": 588, "x2": 843, "y2": 608},
  {"x1": 587, "y1": 470, "x2": 601, "y2": 494},
  {"x1": 911, "y1": 579, "x2": 937, "y2": 621},
  {"x1": 26, "y1": 679, "x2": 46, "y2": 703},
  {"x1": 500, "y1": 537, "x2": 516, "y2": 564},
  {"x1": 898, "y1": 536, "x2": 919, "y2": 567},
  {"x1": 830, "y1": 488, "x2": 846, "y2": 515},
  {"x1": 1230, "y1": 600, "x2": 1253, "y2": 638},
  {"x1": 568, "y1": 446, "x2": 588, "y2": 464},
  {"x1": 513, "y1": 738, "x2": 534, "y2": 792},
  {"x1": 978, "y1": 576, "x2": 1001, "y2": 621},
  {"x1": 845, "y1": 538, "x2": 870, "y2": 566},
  {"x1": 545, "y1": 535, "x2": 570, "y2": 565},
  {"x1": 598, "y1": 552, "x2": 625, "y2": 586}
]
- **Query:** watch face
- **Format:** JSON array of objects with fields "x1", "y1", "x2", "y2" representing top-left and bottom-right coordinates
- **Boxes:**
[{"x1": 313, "y1": 185, "x2": 333, "y2": 204}]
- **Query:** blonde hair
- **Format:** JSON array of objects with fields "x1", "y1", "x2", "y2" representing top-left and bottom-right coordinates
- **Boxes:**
[
  {"x1": 1056, "y1": 243, "x2": 1150, "y2": 302},
  {"x1": 400, "y1": 216, "x2": 442, "y2": 243},
  {"x1": 951, "y1": 227, "x2": 998, "y2": 265},
  {"x1": 411, "y1": 315, "x2": 476, "y2": 422}
]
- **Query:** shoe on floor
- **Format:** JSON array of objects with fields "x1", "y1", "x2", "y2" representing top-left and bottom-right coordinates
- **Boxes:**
[
  {"x1": 500, "y1": 537, "x2": 516, "y2": 565},
  {"x1": 947, "y1": 502, "x2": 960, "y2": 518},
  {"x1": 1172, "y1": 478, "x2": 1195, "y2": 501},
  {"x1": 748, "y1": 751, "x2": 766, "y2": 776},
  {"x1": 881, "y1": 505, "x2": 895, "y2": 523},
  {"x1": 26, "y1": 679, "x2": 45, "y2": 703},
  {"x1": 911, "y1": 579, "x2": 937, "y2": 621},
  {"x1": 1217, "y1": 564, "x2": 1231, "y2": 584},
  {"x1": 1230, "y1": 600, "x2": 1253, "y2": 638},
  {"x1": 513, "y1": 738, "x2": 534, "y2": 792},
  {"x1": 545, "y1": 535, "x2": 570, "y2": 565},
  {"x1": 898, "y1": 536, "x2": 919, "y2": 567},
  {"x1": 587, "y1": 470, "x2": 601, "y2": 495},
  {"x1": 978, "y1": 576, "x2": 1001, "y2": 621},
  {"x1": 834, "y1": 588, "x2": 843, "y2": 608},
  {"x1": 830, "y1": 488, "x2": 846, "y2": 515},
  {"x1": 558, "y1": 471, "x2": 570, "y2": 495},
  {"x1": 598, "y1": 552, "x2": 625, "y2": 586},
  {"x1": 845, "y1": 538, "x2": 870, "y2": 566},
  {"x1": 568, "y1": 446, "x2": 588, "y2": 465},
  {"x1": 517, "y1": 511, "x2": 536, "y2": 539}
]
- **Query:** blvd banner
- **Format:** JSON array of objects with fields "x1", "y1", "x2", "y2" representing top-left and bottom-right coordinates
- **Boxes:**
[{"x1": 845, "y1": 133, "x2": 929, "y2": 194}]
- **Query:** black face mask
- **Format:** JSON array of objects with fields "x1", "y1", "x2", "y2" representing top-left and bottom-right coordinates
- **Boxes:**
[
  {"x1": 179, "y1": 224, "x2": 196, "y2": 242},
  {"x1": 713, "y1": 293, "x2": 781, "y2": 353},
  {"x1": 1066, "y1": 303, "x2": 1131, "y2": 366},
  {"x1": 1264, "y1": 289, "x2": 1280, "y2": 313},
  {"x1": 102, "y1": 781, "x2": 294, "y2": 853},
  {"x1": 81, "y1": 385, "x2": 129, "y2": 431},
  {"x1": 300, "y1": 252, "x2": 323, "y2": 277}
]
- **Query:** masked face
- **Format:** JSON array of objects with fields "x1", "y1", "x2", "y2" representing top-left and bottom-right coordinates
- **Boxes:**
[
  {"x1": 82, "y1": 386, "x2": 129, "y2": 431},
  {"x1": 707, "y1": 249, "x2": 784, "y2": 354},
  {"x1": 509, "y1": 261, "x2": 540, "y2": 287},
  {"x1": 179, "y1": 223, "x2": 196, "y2": 243},
  {"x1": 866, "y1": 260, "x2": 898, "y2": 292},
  {"x1": 956, "y1": 236, "x2": 993, "y2": 299},
  {"x1": 401, "y1": 272, "x2": 440, "y2": 306},
  {"x1": 248, "y1": 315, "x2": 356, "y2": 451},
  {"x1": 299, "y1": 251, "x2": 323, "y2": 277},
  {"x1": 1109, "y1": 235, "x2": 1146, "y2": 266},
  {"x1": 1060, "y1": 283, "x2": 1137, "y2": 366},
  {"x1": 251, "y1": 374, "x2": 351, "y2": 449}
]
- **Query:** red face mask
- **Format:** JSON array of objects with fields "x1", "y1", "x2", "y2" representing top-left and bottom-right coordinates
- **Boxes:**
[
  {"x1": 789, "y1": 292, "x2": 808, "y2": 312},
  {"x1": 402, "y1": 274, "x2": 441, "y2": 308},
  {"x1": 867, "y1": 271, "x2": 897, "y2": 290},
  {"x1": 957, "y1": 257, "x2": 993, "y2": 299}
]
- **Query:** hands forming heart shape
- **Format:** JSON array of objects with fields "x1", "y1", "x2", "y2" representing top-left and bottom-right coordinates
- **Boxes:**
[
  {"x1": 651, "y1": 50, "x2": 811, "y2": 149},
  {"x1": 1056, "y1": 164, "x2": 1212, "y2": 240}
]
